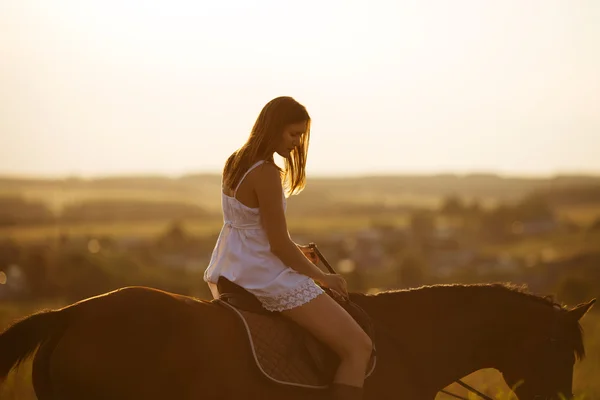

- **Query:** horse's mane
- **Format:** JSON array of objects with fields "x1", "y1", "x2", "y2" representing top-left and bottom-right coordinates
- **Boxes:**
[
  {"x1": 354, "y1": 282, "x2": 586, "y2": 360},
  {"x1": 363, "y1": 282, "x2": 564, "y2": 308}
]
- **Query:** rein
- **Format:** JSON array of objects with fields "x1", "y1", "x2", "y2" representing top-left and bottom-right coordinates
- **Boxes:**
[{"x1": 309, "y1": 243, "x2": 494, "y2": 400}]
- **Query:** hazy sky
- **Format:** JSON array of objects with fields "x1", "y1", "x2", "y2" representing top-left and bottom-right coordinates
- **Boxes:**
[{"x1": 1, "y1": 0, "x2": 599, "y2": 178}]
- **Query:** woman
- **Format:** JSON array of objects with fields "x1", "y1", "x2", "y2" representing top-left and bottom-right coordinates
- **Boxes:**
[{"x1": 203, "y1": 96, "x2": 372, "y2": 400}]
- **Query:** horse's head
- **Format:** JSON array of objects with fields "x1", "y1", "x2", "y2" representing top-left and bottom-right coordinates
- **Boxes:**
[{"x1": 500, "y1": 298, "x2": 595, "y2": 400}]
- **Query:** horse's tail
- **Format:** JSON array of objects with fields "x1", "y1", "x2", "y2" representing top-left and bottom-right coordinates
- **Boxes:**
[{"x1": 0, "y1": 307, "x2": 71, "y2": 380}]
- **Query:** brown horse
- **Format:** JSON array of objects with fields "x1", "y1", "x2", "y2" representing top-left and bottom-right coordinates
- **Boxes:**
[{"x1": 0, "y1": 283, "x2": 595, "y2": 400}]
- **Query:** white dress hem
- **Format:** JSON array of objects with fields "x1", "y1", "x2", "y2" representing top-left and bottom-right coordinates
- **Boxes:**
[{"x1": 256, "y1": 278, "x2": 325, "y2": 312}]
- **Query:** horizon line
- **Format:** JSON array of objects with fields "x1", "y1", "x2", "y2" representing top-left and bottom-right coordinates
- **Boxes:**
[{"x1": 2, "y1": 169, "x2": 600, "y2": 181}]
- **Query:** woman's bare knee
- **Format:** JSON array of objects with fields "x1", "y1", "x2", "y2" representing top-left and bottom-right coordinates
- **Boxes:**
[
  {"x1": 338, "y1": 328, "x2": 372, "y2": 362},
  {"x1": 358, "y1": 331, "x2": 373, "y2": 356}
]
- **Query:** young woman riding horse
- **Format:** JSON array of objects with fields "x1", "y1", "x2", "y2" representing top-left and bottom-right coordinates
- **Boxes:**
[{"x1": 202, "y1": 96, "x2": 373, "y2": 400}]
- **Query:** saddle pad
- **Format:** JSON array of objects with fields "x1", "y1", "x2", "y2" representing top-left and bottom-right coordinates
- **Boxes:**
[{"x1": 216, "y1": 299, "x2": 376, "y2": 389}]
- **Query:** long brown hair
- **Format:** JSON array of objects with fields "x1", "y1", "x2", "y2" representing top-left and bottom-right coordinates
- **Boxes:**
[{"x1": 223, "y1": 96, "x2": 311, "y2": 197}]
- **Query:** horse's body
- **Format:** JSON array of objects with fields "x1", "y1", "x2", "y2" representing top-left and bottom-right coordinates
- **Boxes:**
[{"x1": 0, "y1": 283, "x2": 594, "y2": 400}]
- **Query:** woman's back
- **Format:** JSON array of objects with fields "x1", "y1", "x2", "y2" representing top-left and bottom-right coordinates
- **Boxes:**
[
  {"x1": 204, "y1": 160, "x2": 323, "y2": 311},
  {"x1": 220, "y1": 160, "x2": 278, "y2": 229}
]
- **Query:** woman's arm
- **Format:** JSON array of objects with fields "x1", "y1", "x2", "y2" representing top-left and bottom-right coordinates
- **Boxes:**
[{"x1": 253, "y1": 164, "x2": 326, "y2": 282}]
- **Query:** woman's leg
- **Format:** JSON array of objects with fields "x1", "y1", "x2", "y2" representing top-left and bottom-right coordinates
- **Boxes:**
[{"x1": 280, "y1": 293, "x2": 373, "y2": 388}]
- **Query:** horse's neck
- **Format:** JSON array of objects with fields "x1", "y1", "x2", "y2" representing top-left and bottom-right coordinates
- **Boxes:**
[{"x1": 355, "y1": 287, "x2": 529, "y2": 392}]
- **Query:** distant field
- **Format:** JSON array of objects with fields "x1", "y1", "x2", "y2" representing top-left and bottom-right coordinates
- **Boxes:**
[
  {"x1": 0, "y1": 186, "x2": 501, "y2": 214},
  {"x1": 1, "y1": 303, "x2": 598, "y2": 400},
  {"x1": 3, "y1": 177, "x2": 600, "y2": 246},
  {"x1": 0, "y1": 185, "x2": 443, "y2": 215},
  {"x1": 0, "y1": 213, "x2": 413, "y2": 242},
  {"x1": 0, "y1": 186, "x2": 222, "y2": 214},
  {"x1": 557, "y1": 204, "x2": 600, "y2": 226},
  {"x1": 2, "y1": 173, "x2": 600, "y2": 216},
  {"x1": 481, "y1": 229, "x2": 600, "y2": 261},
  {"x1": 0, "y1": 219, "x2": 218, "y2": 242},
  {"x1": 2, "y1": 202, "x2": 600, "y2": 244}
]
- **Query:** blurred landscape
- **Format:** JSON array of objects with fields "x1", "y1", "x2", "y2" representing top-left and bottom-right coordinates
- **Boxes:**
[
  {"x1": 1, "y1": 172, "x2": 599, "y2": 399},
  {"x1": 3, "y1": 0, "x2": 599, "y2": 397}
]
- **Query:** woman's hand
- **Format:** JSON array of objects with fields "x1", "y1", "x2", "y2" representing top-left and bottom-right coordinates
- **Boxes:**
[
  {"x1": 297, "y1": 244, "x2": 319, "y2": 265},
  {"x1": 318, "y1": 273, "x2": 349, "y2": 301},
  {"x1": 297, "y1": 243, "x2": 348, "y2": 301}
]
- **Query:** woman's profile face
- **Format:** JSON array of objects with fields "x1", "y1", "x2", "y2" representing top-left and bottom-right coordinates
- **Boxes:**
[{"x1": 275, "y1": 120, "x2": 308, "y2": 157}]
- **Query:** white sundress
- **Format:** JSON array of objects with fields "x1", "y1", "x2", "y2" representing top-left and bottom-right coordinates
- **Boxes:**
[{"x1": 203, "y1": 160, "x2": 325, "y2": 312}]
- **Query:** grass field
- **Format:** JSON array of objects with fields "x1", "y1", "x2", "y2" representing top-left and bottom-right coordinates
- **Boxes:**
[
  {"x1": 557, "y1": 204, "x2": 600, "y2": 226},
  {"x1": 0, "y1": 300, "x2": 65, "y2": 400},
  {"x1": 0, "y1": 213, "x2": 413, "y2": 242},
  {"x1": 0, "y1": 186, "x2": 222, "y2": 215},
  {"x1": 2, "y1": 201, "x2": 600, "y2": 245},
  {"x1": 482, "y1": 229, "x2": 600, "y2": 261},
  {"x1": 1, "y1": 301, "x2": 598, "y2": 400}
]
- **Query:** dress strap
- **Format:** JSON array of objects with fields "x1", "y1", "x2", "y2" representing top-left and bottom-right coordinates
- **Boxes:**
[{"x1": 233, "y1": 160, "x2": 266, "y2": 196}]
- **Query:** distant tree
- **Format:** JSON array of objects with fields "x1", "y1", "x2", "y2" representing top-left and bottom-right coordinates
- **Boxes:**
[
  {"x1": 467, "y1": 198, "x2": 483, "y2": 214},
  {"x1": 158, "y1": 219, "x2": 189, "y2": 247},
  {"x1": 0, "y1": 239, "x2": 20, "y2": 267},
  {"x1": 479, "y1": 205, "x2": 513, "y2": 241},
  {"x1": 396, "y1": 251, "x2": 428, "y2": 288},
  {"x1": 557, "y1": 275, "x2": 596, "y2": 306},
  {"x1": 532, "y1": 184, "x2": 600, "y2": 206},
  {"x1": 409, "y1": 210, "x2": 436, "y2": 243},
  {"x1": 19, "y1": 246, "x2": 52, "y2": 297},
  {"x1": 514, "y1": 194, "x2": 554, "y2": 221},
  {"x1": 588, "y1": 217, "x2": 600, "y2": 232},
  {"x1": 440, "y1": 195, "x2": 465, "y2": 216},
  {"x1": 477, "y1": 194, "x2": 556, "y2": 242},
  {"x1": 346, "y1": 268, "x2": 367, "y2": 293},
  {"x1": 0, "y1": 196, "x2": 55, "y2": 226},
  {"x1": 60, "y1": 200, "x2": 210, "y2": 223}
]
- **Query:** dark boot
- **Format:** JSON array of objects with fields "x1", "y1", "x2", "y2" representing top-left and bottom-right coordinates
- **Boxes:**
[{"x1": 330, "y1": 383, "x2": 364, "y2": 400}]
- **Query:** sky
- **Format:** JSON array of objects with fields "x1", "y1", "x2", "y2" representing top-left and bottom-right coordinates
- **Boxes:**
[{"x1": 1, "y1": 0, "x2": 599, "y2": 178}]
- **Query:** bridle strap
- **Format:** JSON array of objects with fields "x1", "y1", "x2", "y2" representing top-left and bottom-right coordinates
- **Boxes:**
[{"x1": 446, "y1": 381, "x2": 495, "y2": 400}]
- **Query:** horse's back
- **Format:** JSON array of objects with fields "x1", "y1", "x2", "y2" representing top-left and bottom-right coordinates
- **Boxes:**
[
  {"x1": 39, "y1": 286, "x2": 243, "y2": 399},
  {"x1": 63, "y1": 286, "x2": 217, "y2": 317}
]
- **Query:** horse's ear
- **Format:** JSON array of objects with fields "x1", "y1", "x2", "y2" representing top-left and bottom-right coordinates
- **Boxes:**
[{"x1": 568, "y1": 299, "x2": 596, "y2": 321}]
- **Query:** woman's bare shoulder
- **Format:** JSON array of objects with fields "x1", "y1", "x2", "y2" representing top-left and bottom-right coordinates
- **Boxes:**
[
  {"x1": 253, "y1": 161, "x2": 283, "y2": 196},
  {"x1": 253, "y1": 160, "x2": 280, "y2": 179}
]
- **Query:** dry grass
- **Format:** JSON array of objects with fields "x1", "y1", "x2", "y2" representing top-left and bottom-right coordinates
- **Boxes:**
[
  {"x1": 0, "y1": 300, "x2": 65, "y2": 400},
  {"x1": 0, "y1": 361, "x2": 36, "y2": 400}
]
